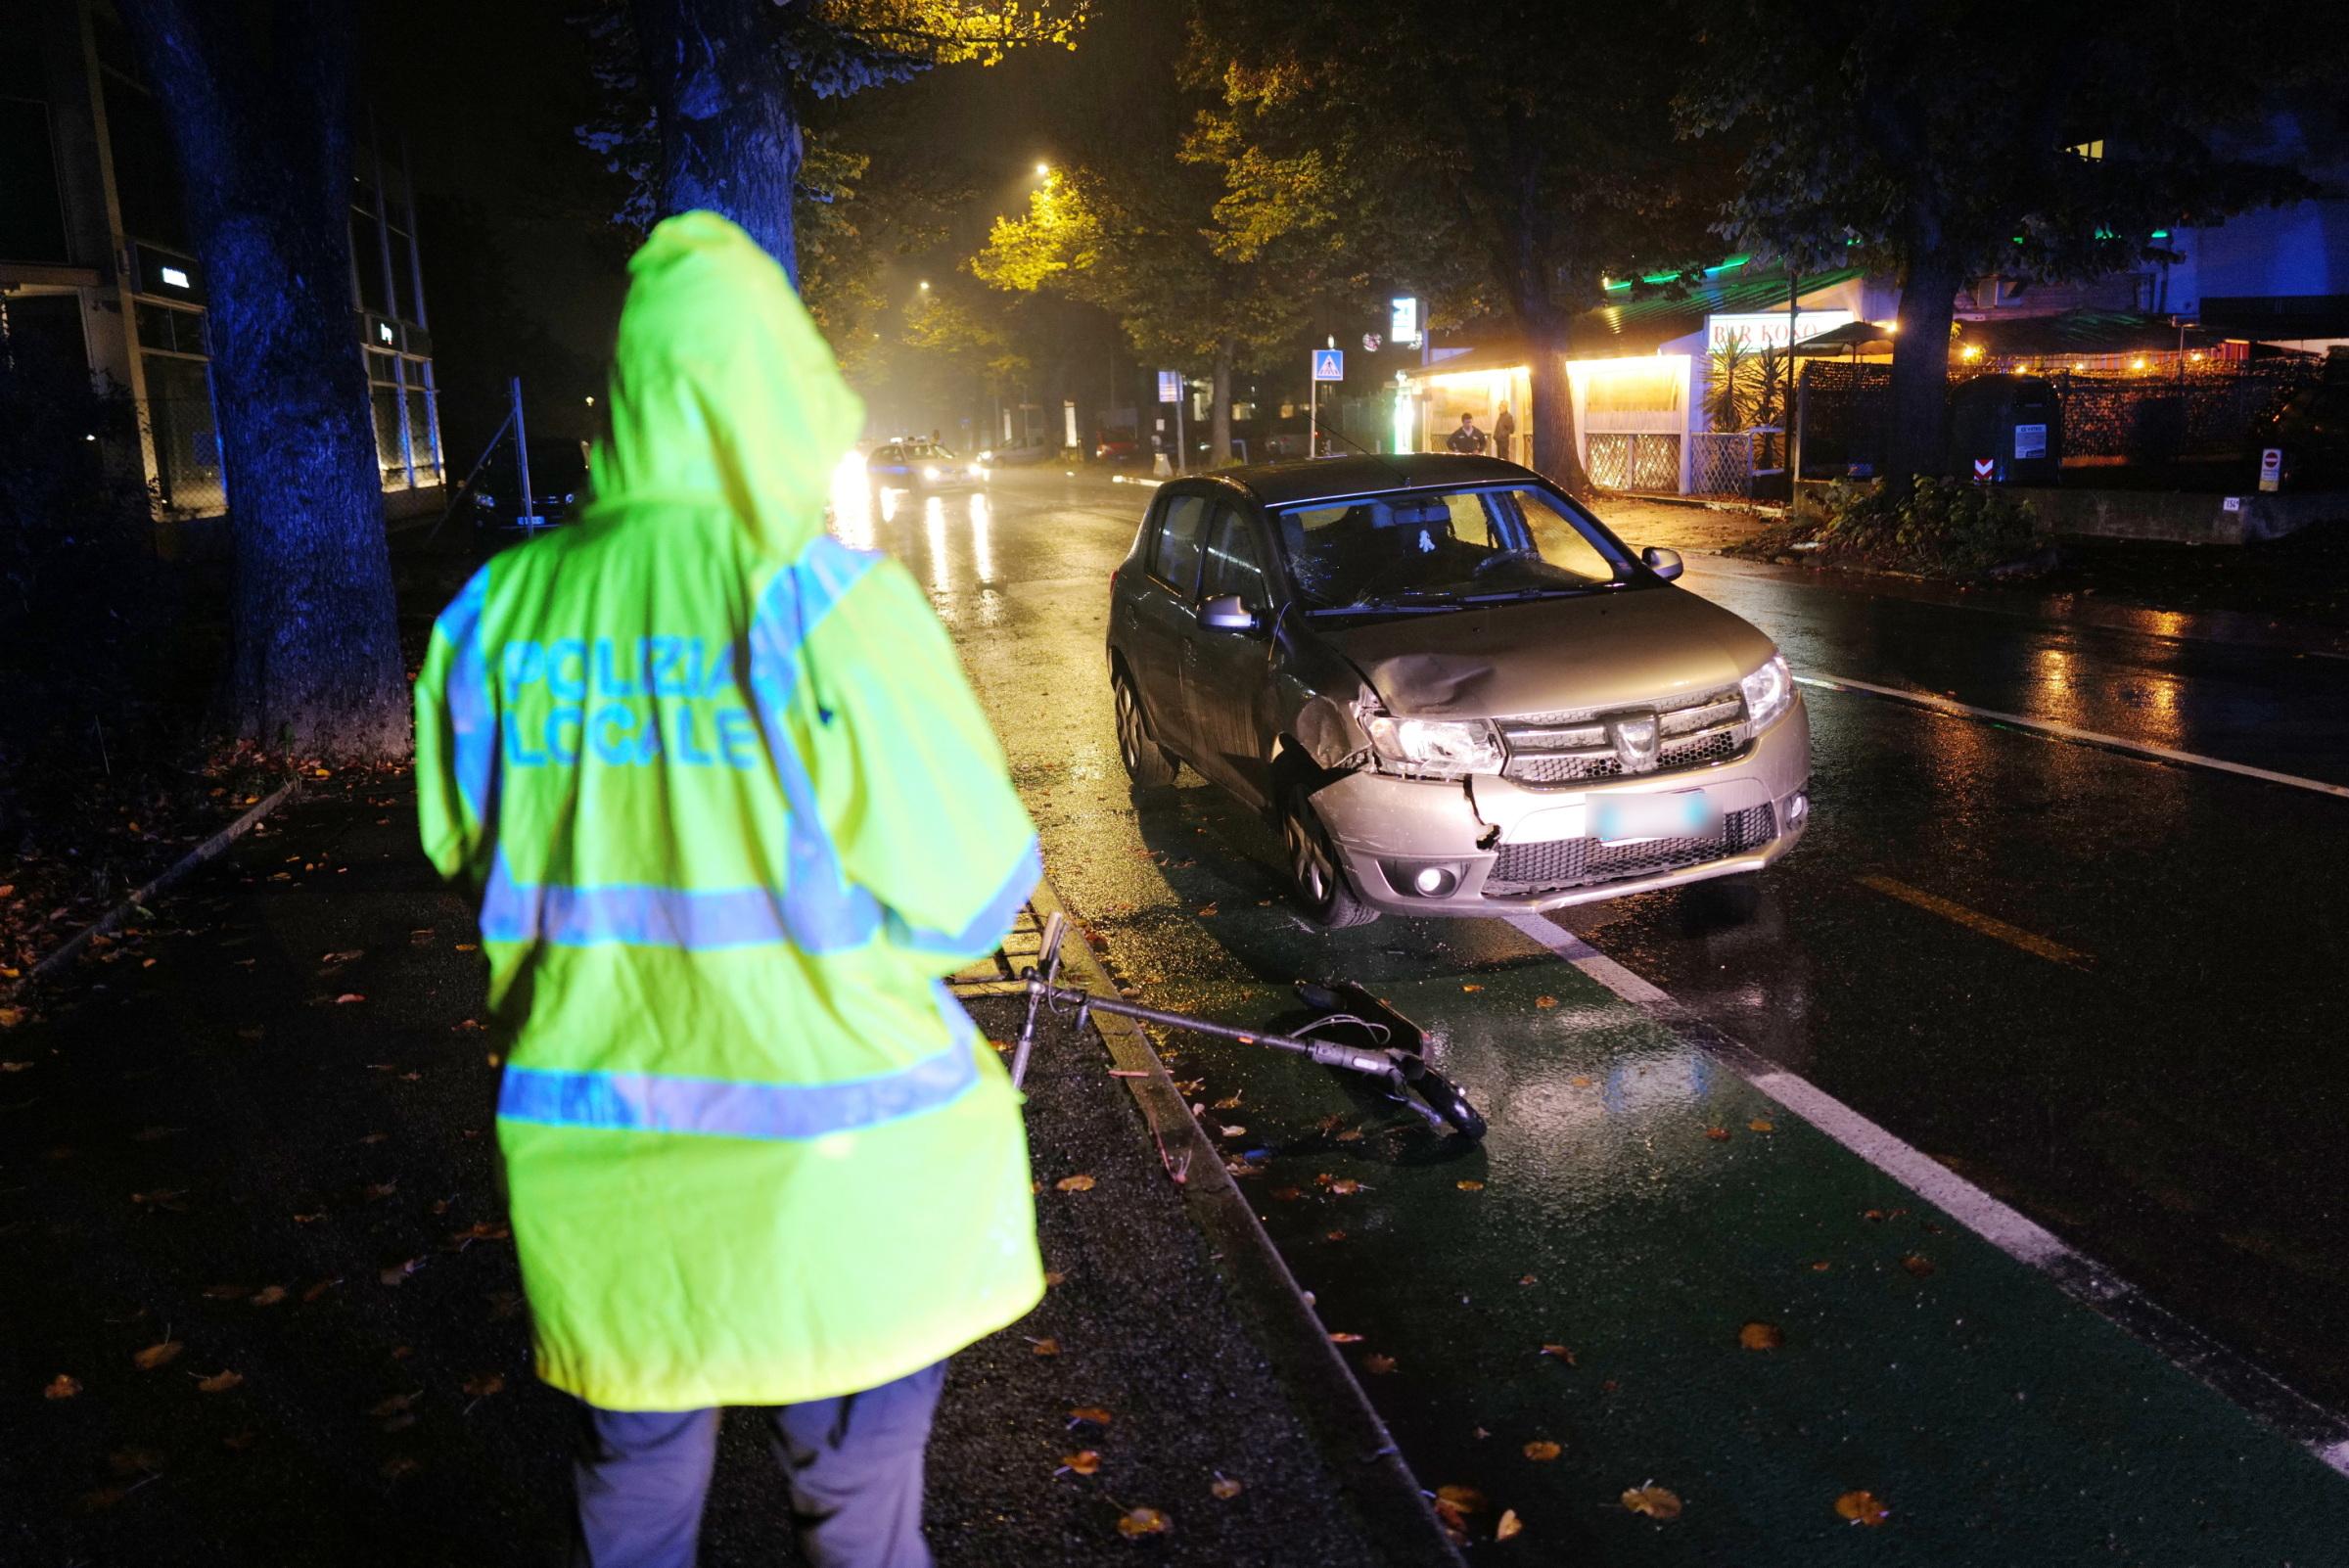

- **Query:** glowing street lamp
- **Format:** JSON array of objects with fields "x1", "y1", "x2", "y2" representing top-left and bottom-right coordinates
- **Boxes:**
[{"x1": 1035, "y1": 161, "x2": 1051, "y2": 178}]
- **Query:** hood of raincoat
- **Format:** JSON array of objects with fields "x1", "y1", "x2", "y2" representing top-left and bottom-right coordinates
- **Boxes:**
[{"x1": 587, "y1": 211, "x2": 862, "y2": 558}]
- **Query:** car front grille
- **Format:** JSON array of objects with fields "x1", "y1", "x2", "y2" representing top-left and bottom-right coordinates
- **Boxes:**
[
  {"x1": 1483, "y1": 805, "x2": 1776, "y2": 898},
  {"x1": 1498, "y1": 686, "x2": 1748, "y2": 785}
]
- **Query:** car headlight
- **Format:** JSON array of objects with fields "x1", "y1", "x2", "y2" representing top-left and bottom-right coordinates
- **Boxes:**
[
  {"x1": 978, "y1": 449, "x2": 993, "y2": 463},
  {"x1": 922, "y1": 464, "x2": 942, "y2": 481},
  {"x1": 1366, "y1": 715, "x2": 1504, "y2": 778},
  {"x1": 1740, "y1": 652, "x2": 1793, "y2": 732}
]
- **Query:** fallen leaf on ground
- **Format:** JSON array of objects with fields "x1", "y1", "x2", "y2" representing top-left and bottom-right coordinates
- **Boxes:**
[
  {"x1": 1116, "y1": 1506, "x2": 1171, "y2": 1537},
  {"x1": 1747, "y1": 1118, "x2": 1774, "y2": 1133},
  {"x1": 1213, "y1": 1093, "x2": 1242, "y2": 1110},
  {"x1": 1195, "y1": 904, "x2": 1218, "y2": 918},
  {"x1": 1810, "y1": 1261, "x2": 1832, "y2": 1272},
  {"x1": 1054, "y1": 1175, "x2": 1095, "y2": 1192},
  {"x1": 1328, "y1": 1178, "x2": 1361, "y2": 1195},
  {"x1": 335, "y1": 993, "x2": 365, "y2": 1005},
  {"x1": 1436, "y1": 1484, "x2": 1487, "y2": 1514},
  {"x1": 1835, "y1": 1490, "x2": 1890, "y2": 1526},
  {"x1": 1705, "y1": 1127, "x2": 1731, "y2": 1141},
  {"x1": 1324, "y1": 1229, "x2": 1347, "y2": 1241},
  {"x1": 1271, "y1": 1186, "x2": 1304, "y2": 1202},
  {"x1": 249, "y1": 1285, "x2": 288, "y2": 1308},
  {"x1": 109, "y1": 1447, "x2": 165, "y2": 1476},
  {"x1": 363, "y1": 1180, "x2": 399, "y2": 1201},
  {"x1": 202, "y1": 1284, "x2": 252, "y2": 1301},
  {"x1": 197, "y1": 1369, "x2": 244, "y2": 1393},
  {"x1": 1328, "y1": 1331, "x2": 1364, "y2": 1344},
  {"x1": 1031, "y1": 1337, "x2": 1062, "y2": 1357},
  {"x1": 1043, "y1": 1270, "x2": 1067, "y2": 1288},
  {"x1": 1067, "y1": 1407, "x2": 1112, "y2": 1427},
  {"x1": 1738, "y1": 1320, "x2": 1785, "y2": 1351},
  {"x1": 1218, "y1": 1125, "x2": 1245, "y2": 1138},
  {"x1": 43, "y1": 1374, "x2": 81, "y2": 1399},
  {"x1": 1535, "y1": 995, "x2": 1558, "y2": 1009},
  {"x1": 1902, "y1": 1254, "x2": 1936, "y2": 1277},
  {"x1": 1460, "y1": 984, "x2": 1484, "y2": 992},
  {"x1": 1364, "y1": 1354, "x2": 1398, "y2": 1375},
  {"x1": 302, "y1": 1277, "x2": 342, "y2": 1303},
  {"x1": 1059, "y1": 1450, "x2": 1101, "y2": 1475},
  {"x1": 1523, "y1": 1440, "x2": 1562, "y2": 1461},
  {"x1": 1496, "y1": 1508, "x2": 1524, "y2": 1542},
  {"x1": 1456, "y1": 1178, "x2": 1485, "y2": 1191},
  {"x1": 133, "y1": 1340, "x2": 183, "y2": 1370},
  {"x1": 370, "y1": 1393, "x2": 417, "y2": 1418},
  {"x1": 1518, "y1": 1272, "x2": 1539, "y2": 1286},
  {"x1": 1538, "y1": 1344, "x2": 1576, "y2": 1363},
  {"x1": 1334, "y1": 1129, "x2": 1363, "y2": 1142},
  {"x1": 380, "y1": 1258, "x2": 425, "y2": 1286},
  {"x1": 1622, "y1": 1484, "x2": 1682, "y2": 1520},
  {"x1": 1569, "y1": 1075, "x2": 1593, "y2": 1087},
  {"x1": 461, "y1": 1373, "x2": 506, "y2": 1400},
  {"x1": 1210, "y1": 1476, "x2": 1243, "y2": 1499}
]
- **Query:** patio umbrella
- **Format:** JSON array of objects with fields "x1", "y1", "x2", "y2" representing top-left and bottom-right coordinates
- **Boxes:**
[{"x1": 1792, "y1": 320, "x2": 1895, "y2": 357}]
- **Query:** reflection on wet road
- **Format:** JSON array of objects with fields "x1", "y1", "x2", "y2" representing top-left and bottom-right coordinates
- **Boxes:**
[{"x1": 841, "y1": 469, "x2": 2349, "y2": 1557}]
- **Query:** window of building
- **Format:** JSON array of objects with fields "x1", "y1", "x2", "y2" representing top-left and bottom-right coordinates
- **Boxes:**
[
  {"x1": 142, "y1": 352, "x2": 222, "y2": 511},
  {"x1": 0, "y1": 96, "x2": 70, "y2": 263}
]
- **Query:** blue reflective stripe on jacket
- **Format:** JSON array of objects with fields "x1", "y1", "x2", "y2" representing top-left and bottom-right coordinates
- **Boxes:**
[
  {"x1": 497, "y1": 986, "x2": 981, "y2": 1139},
  {"x1": 441, "y1": 567, "x2": 496, "y2": 819}
]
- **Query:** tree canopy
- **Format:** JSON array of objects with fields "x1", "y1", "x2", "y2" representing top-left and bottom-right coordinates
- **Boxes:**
[{"x1": 1679, "y1": 0, "x2": 2321, "y2": 476}]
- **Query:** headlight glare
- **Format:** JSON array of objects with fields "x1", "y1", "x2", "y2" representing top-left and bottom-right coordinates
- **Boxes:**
[
  {"x1": 921, "y1": 464, "x2": 942, "y2": 481},
  {"x1": 1740, "y1": 653, "x2": 1793, "y2": 732},
  {"x1": 1366, "y1": 715, "x2": 1503, "y2": 777}
]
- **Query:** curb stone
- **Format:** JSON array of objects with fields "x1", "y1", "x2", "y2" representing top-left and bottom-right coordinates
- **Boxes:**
[
  {"x1": 1025, "y1": 872, "x2": 1469, "y2": 1568},
  {"x1": 24, "y1": 779, "x2": 302, "y2": 986}
]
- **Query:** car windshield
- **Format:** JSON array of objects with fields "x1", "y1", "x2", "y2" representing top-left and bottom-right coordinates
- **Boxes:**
[{"x1": 1274, "y1": 485, "x2": 1634, "y2": 611}]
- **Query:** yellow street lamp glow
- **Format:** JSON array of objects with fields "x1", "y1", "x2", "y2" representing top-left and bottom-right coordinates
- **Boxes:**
[
  {"x1": 2073, "y1": 361, "x2": 2088, "y2": 371},
  {"x1": 1959, "y1": 344, "x2": 1983, "y2": 361},
  {"x1": 918, "y1": 280, "x2": 930, "y2": 292},
  {"x1": 1035, "y1": 161, "x2": 1050, "y2": 177},
  {"x1": 2131, "y1": 356, "x2": 2148, "y2": 371}
]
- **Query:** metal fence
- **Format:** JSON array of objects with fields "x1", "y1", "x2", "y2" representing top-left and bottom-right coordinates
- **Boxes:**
[
  {"x1": 1687, "y1": 428, "x2": 1788, "y2": 497},
  {"x1": 1586, "y1": 433, "x2": 1681, "y2": 492},
  {"x1": 140, "y1": 396, "x2": 228, "y2": 515},
  {"x1": 1796, "y1": 357, "x2": 2317, "y2": 478}
]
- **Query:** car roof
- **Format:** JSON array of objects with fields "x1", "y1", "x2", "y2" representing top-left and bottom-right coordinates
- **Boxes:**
[{"x1": 1183, "y1": 453, "x2": 1539, "y2": 508}]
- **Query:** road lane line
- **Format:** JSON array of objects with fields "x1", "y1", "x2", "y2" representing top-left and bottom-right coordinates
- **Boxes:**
[
  {"x1": 1795, "y1": 673, "x2": 2349, "y2": 801},
  {"x1": 1855, "y1": 874, "x2": 2091, "y2": 967},
  {"x1": 1500, "y1": 910, "x2": 2349, "y2": 1476}
]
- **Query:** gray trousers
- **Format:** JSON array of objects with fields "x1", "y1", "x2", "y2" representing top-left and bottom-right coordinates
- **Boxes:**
[{"x1": 570, "y1": 1360, "x2": 946, "y2": 1568}]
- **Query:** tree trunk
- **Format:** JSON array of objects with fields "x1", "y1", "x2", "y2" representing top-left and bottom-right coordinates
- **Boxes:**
[
  {"x1": 1210, "y1": 340, "x2": 1234, "y2": 466},
  {"x1": 1524, "y1": 313, "x2": 1592, "y2": 498},
  {"x1": 630, "y1": 0, "x2": 803, "y2": 280},
  {"x1": 1885, "y1": 248, "x2": 1963, "y2": 482},
  {"x1": 120, "y1": 0, "x2": 406, "y2": 759}
]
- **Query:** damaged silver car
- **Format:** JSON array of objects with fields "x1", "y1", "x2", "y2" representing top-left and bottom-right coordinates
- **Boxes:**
[{"x1": 1106, "y1": 455, "x2": 1811, "y2": 926}]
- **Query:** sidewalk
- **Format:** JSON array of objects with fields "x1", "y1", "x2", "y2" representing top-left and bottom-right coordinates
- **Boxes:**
[{"x1": 0, "y1": 780, "x2": 1446, "y2": 1567}]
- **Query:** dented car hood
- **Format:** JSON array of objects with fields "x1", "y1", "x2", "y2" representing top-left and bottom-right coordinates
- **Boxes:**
[{"x1": 1316, "y1": 584, "x2": 1774, "y2": 719}]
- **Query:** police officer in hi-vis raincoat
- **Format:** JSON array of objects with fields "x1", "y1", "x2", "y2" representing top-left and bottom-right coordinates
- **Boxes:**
[{"x1": 415, "y1": 211, "x2": 1044, "y2": 1568}]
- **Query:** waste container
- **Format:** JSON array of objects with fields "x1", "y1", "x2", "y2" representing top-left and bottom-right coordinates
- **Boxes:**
[{"x1": 1947, "y1": 373, "x2": 2062, "y2": 485}]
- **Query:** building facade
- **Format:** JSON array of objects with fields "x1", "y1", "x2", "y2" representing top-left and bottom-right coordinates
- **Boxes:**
[{"x1": 0, "y1": 0, "x2": 442, "y2": 520}]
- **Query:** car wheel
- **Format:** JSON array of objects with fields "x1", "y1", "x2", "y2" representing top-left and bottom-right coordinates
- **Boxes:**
[
  {"x1": 1282, "y1": 786, "x2": 1378, "y2": 928},
  {"x1": 1114, "y1": 671, "x2": 1178, "y2": 790}
]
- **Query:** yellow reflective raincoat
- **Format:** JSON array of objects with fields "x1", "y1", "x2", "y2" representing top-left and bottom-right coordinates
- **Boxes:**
[{"x1": 414, "y1": 211, "x2": 1043, "y2": 1410}]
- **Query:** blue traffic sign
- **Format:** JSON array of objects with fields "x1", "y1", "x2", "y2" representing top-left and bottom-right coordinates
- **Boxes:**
[{"x1": 1312, "y1": 348, "x2": 1345, "y2": 382}]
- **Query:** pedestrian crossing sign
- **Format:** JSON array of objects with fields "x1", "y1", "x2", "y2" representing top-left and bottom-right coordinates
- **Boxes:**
[{"x1": 1313, "y1": 348, "x2": 1345, "y2": 382}]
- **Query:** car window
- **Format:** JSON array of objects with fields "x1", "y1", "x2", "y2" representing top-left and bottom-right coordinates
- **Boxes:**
[
  {"x1": 1198, "y1": 506, "x2": 1270, "y2": 612},
  {"x1": 1274, "y1": 484, "x2": 1631, "y2": 608},
  {"x1": 874, "y1": 444, "x2": 899, "y2": 462},
  {"x1": 1503, "y1": 490, "x2": 1620, "y2": 583},
  {"x1": 1150, "y1": 493, "x2": 1213, "y2": 594}
]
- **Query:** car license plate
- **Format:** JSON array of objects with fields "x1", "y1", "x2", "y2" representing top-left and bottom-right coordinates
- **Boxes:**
[
  {"x1": 519, "y1": 515, "x2": 548, "y2": 528},
  {"x1": 1593, "y1": 790, "x2": 1718, "y2": 846}
]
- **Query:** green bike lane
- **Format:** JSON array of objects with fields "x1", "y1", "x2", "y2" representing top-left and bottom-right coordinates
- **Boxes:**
[
  {"x1": 1063, "y1": 785, "x2": 2349, "y2": 1561},
  {"x1": 900, "y1": 474, "x2": 2349, "y2": 1560}
]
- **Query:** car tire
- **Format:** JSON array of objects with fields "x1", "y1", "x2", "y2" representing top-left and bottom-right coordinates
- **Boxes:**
[
  {"x1": 1114, "y1": 671, "x2": 1179, "y2": 790},
  {"x1": 1282, "y1": 785, "x2": 1379, "y2": 928}
]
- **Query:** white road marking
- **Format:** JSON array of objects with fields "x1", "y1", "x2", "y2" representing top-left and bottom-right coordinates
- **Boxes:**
[
  {"x1": 1796, "y1": 673, "x2": 2349, "y2": 801},
  {"x1": 1501, "y1": 910, "x2": 2349, "y2": 1476}
]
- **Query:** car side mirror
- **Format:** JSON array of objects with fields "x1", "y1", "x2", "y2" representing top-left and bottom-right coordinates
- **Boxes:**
[
  {"x1": 1642, "y1": 546, "x2": 1684, "y2": 581},
  {"x1": 1198, "y1": 593, "x2": 1259, "y2": 632}
]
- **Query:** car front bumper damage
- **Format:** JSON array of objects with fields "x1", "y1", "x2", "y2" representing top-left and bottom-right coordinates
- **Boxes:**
[{"x1": 1309, "y1": 698, "x2": 1811, "y2": 916}]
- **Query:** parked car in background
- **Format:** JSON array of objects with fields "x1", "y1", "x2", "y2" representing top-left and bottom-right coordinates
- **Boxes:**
[
  {"x1": 1094, "y1": 432, "x2": 1142, "y2": 463},
  {"x1": 1105, "y1": 454, "x2": 1810, "y2": 926},
  {"x1": 867, "y1": 438, "x2": 987, "y2": 492},
  {"x1": 464, "y1": 438, "x2": 590, "y2": 530}
]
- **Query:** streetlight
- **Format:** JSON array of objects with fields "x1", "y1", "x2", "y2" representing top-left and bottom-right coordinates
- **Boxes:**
[
  {"x1": 918, "y1": 280, "x2": 930, "y2": 293},
  {"x1": 584, "y1": 395, "x2": 595, "y2": 407},
  {"x1": 1035, "y1": 161, "x2": 1051, "y2": 178}
]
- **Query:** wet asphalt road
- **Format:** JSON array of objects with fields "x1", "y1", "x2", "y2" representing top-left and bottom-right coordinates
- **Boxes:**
[{"x1": 881, "y1": 465, "x2": 2349, "y2": 1559}]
